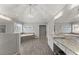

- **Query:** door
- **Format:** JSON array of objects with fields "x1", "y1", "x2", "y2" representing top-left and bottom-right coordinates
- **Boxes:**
[{"x1": 39, "y1": 25, "x2": 46, "y2": 39}]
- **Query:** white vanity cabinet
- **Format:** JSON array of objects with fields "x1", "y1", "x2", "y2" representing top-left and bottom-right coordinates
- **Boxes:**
[{"x1": 54, "y1": 39, "x2": 77, "y2": 55}]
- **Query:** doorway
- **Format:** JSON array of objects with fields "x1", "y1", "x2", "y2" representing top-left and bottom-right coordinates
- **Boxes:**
[{"x1": 39, "y1": 25, "x2": 46, "y2": 39}]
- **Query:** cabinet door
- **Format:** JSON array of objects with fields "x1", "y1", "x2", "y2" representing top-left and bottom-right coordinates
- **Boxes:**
[{"x1": 54, "y1": 40, "x2": 65, "y2": 52}]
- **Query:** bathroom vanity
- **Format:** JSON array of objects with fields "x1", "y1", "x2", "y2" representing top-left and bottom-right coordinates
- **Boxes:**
[
  {"x1": 54, "y1": 36, "x2": 79, "y2": 55},
  {"x1": 54, "y1": 21, "x2": 79, "y2": 55}
]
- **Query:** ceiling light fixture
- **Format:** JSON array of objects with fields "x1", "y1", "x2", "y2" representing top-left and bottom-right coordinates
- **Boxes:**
[
  {"x1": 54, "y1": 11, "x2": 63, "y2": 19},
  {"x1": 28, "y1": 4, "x2": 34, "y2": 18},
  {"x1": 0, "y1": 15, "x2": 12, "y2": 21}
]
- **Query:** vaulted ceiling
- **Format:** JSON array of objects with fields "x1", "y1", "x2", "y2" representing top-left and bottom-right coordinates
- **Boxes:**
[
  {"x1": 55, "y1": 4, "x2": 79, "y2": 23},
  {"x1": 0, "y1": 4, "x2": 66, "y2": 24}
]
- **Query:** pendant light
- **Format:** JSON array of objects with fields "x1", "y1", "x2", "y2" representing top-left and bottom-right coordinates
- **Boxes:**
[{"x1": 28, "y1": 4, "x2": 33, "y2": 18}]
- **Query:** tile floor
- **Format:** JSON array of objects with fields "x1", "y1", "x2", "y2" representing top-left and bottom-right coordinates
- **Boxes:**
[{"x1": 20, "y1": 36, "x2": 53, "y2": 55}]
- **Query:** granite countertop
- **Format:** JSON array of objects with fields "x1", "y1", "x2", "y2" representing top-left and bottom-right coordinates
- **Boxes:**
[
  {"x1": 54, "y1": 33, "x2": 79, "y2": 37},
  {"x1": 54, "y1": 38, "x2": 79, "y2": 55},
  {"x1": 21, "y1": 33, "x2": 34, "y2": 37}
]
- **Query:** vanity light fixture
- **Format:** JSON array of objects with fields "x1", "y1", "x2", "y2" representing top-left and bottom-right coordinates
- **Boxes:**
[
  {"x1": 0, "y1": 15, "x2": 12, "y2": 21},
  {"x1": 54, "y1": 11, "x2": 63, "y2": 20}
]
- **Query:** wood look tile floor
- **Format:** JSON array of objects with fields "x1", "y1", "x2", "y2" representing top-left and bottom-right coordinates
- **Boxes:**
[{"x1": 20, "y1": 36, "x2": 53, "y2": 55}]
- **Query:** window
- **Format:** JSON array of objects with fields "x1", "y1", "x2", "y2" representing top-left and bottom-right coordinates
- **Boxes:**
[
  {"x1": 23, "y1": 25, "x2": 34, "y2": 33},
  {"x1": 63, "y1": 24, "x2": 71, "y2": 33},
  {"x1": 72, "y1": 24, "x2": 79, "y2": 33},
  {"x1": 14, "y1": 23, "x2": 22, "y2": 33}
]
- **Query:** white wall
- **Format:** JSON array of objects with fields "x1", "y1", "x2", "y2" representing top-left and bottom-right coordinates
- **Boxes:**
[
  {"x1": 0, "y1": 21, "x2": 23, "y2": 33},
  {"x1": 47, "y1": 19, "x2": 54, "y2": 51},
  {"x1": 0, "y1": 33, "x2": 20, "y2": 55},
  {"x1": 54, "y1": 23, "x2": 72, "y2": 34},
  {"x1": 0, "y1": 21, "x2": 15, "y2": 33},
  {"x1": 0, "y1": 21, "x2": 14, "y2": 33},
  {"x1": 54, "y1": 23, "x2": 63, "y2": 34}
]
